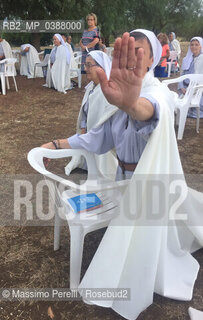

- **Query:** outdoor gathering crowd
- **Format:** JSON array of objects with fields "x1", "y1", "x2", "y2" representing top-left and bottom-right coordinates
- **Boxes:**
[{"x1": 1, "y1": 12, "x2": 203, "y2": 320}]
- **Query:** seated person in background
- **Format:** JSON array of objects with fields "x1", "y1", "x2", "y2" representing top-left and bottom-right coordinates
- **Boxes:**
[
  {"x1": 168, "y1": 32, "x2": 181, "y2": 59},
  {"x1": 46, "y1": 34, "x2": 71, "y2": 93},
  {"x1": 0, "y1": 36, "x2": 13, "y2": 63},
  {"x1": 61, "y1": 34, "x2": 78, "y2": 80},
  {"x1": 20, "y1": 44, "x2": 43, "y2": 78},
  {"x1": 67, "y1": 35, "x2": 75, "y2": 51},
  {"x1": 178, "y1": 36, "x2": 203, "y2": 118},
  {"x1": 168, "y1": 32, "x2": 181, "y2": 72},
  {"x1": 0, "y1": 35, "x2": 13, "y2": 93},
  {"x1": 98, "y1": 38, "x2": 107, "y2": 53},
  {"x1": 154, "y1": 33, "x2": 170, "y2": 77},
  {"x1": 64, "y1": 50, "x2": 117, "y2": 177}
]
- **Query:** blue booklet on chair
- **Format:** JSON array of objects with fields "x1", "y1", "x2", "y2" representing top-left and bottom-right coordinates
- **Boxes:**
[{"x1": 67, "y1": 193, "x2": 102, "y2": 213}]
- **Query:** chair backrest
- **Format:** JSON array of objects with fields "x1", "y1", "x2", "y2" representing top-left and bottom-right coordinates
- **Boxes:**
[
  {"x1": 180, "y1": 75, "x2": 203, "y2": 104},
  {"x1": 191, "y1": 84, "x2": 203, "y2": 106},
  {"x1": 74, "y1": 54, "x2": 81, "y2": 66},
  {"x1": 41, "y1": 54, "x2": 50, "y2": 66},
  {"x1": 4, "y1": 58, "x2": 17, "y2": 77},
  {"x1": 169, "y1": 50, "x2": 178, "y2": 61},
  {"x1": 163, "y1": 74, "x2": 203, "y2": 86},
  {"x1": 73, "y1": 51, "x2": 82, "y2": 58},
  {"x1": 44, "y1": 48, "x2": 52, "y2": 57},
  {"x1": 38, "y1": 51, "x2": 44, "y2": 56}
]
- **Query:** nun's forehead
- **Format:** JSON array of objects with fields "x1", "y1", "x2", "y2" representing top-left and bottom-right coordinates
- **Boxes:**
[{"x1": 191, "y1": 38, "x2": 200, "y2": 44}]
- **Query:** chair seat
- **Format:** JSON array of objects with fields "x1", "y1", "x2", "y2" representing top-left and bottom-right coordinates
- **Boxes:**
[{"x1": 61, "y1": 189, "x2": 119, "y2": 224}]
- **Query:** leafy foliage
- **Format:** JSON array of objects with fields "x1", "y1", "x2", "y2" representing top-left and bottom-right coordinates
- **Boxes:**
[{"x1": 0, "y1": 0, "x2": 203, "y2": 46}]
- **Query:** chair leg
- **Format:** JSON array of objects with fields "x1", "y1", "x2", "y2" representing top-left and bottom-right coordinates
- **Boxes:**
[
  {"x1": 13, "y1": 76, "x2": 18, "y2": 92},
  {"x1": 1, "y1": 74, "x2": 6, "y2": 95},
  {"x1": 6, "y1": 76, "x2": 10, "y2": 90},
  {"x1": 54, "y1": 207, "x2": 62, "y2": 251},
  {"x1": 69, "y1": 225, "x2": 85, "y2": 289},
  {"x1": 78, "y1": 72, "x2": 81, "y2": 88},
  {"x1": 175, "y1": 109, "x2": 179, "y2": 126},
  {"x1": 167, "y1": 62, "x2": 171, "y2": 78},
  {"x1": 177, "y1": 110, "x2": 188, "y2": 140},
  {"x1": 196, "y1": 108, "x2": 200, "y2": 133}
]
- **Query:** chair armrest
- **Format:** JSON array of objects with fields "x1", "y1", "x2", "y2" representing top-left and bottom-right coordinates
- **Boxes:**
[
  {"x1": 27, "y1": 148, "x2": 128, "y2": 193},
  {"x1": 0, "y1": 59, "x2": 6, "y2": 64},
  {"x1": 162, "y1": 74, "x2": 199, "y2": 85}
]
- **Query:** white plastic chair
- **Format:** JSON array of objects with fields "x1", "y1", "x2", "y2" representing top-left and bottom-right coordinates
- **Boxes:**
[
  {"x1": 190, "y1": 84, "x2": 203, "y2": 133},
  {"x1": 163, "y1": 74, "x2": 203, "y2": 139},
  {"x1": 12, "y1": 49, "x2": 20, "y2": 63},
  {"x1": 70, "y1": 55, "x2": 82, "y2": 88},
  {"x1": 38, "y1": 50, "x2": 44, "y2": 56},
  {"x1": 27, "y1": 147, "x2": 129, "y2": 288},
  {"x1": 166, "y1": 51, "x2": 178, "y2": 77},
  {"x1": 34, "y1": 54, "x2": 50, "y2": 78},
  {"x1": 0, "y1": 58, "x2": 18, "y2": 92}
]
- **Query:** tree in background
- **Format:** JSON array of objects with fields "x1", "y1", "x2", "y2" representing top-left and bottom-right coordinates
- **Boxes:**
[{"x1": 0, "y1": 0, "x2": 203, "y2": 48}]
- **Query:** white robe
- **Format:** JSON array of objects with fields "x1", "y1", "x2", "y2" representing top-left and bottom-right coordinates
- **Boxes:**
[
  {"x1": 20, "y1": 44, "x2": 43, "y2": 78},
  {"x1": 51, "y1": 45, "x2": 71, "y2": 93},
  {"x1": 0, "y1": 39, "x2": 16, "y2": 74},
  {"x1": 1, "y1": 40, "x2": 13, "y2": 59},
  {"x1": 171, "y1": 39, "x2": 181, "y2": 59},
  {"x1": 78, "y1": 72, "x2": 203, "y2": 320}
]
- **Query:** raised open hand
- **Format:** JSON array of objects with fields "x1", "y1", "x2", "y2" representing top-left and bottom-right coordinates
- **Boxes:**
[{"x1": 96, "y1": 32, "x2": 144, "y2": 111}]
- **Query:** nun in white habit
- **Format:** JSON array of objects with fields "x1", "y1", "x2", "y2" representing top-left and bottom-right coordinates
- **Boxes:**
[
  {"x1": 0, "y1": 36, "x2": 15, "y2": 73},
  {"x1": 20, "y1": 44, "x2": 43, "y2": 78},
  {"x1": 46, "y1": 34, "x2": 71, "y2": 93},
  {"x1": 178, "y1": 37, "x2": 203, "y2": 117},
  {"x1": 74, "y1": 30, "x2": 203, "y2": 319},
  {"x1": 168, "y1": 32, "x2": 181, "y2": 59},
  {"x1": 65, "y1": 50, "x2": 118, "y2": 178},
  {"x1": 0, "y1": 37, "x2": 13, "y2": 59},
  {"x1": 41, "y1": 30, "x2": 203, "y2": 319}
]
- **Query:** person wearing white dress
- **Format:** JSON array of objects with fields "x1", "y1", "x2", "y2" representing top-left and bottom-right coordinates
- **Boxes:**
[
  {"x1": 46, "y1": 34, "x2": 71, "y2": 93},
  {"x1": 178, "y1": 37, "x2": 203, "y2": 118},
  {"x1": 20, "y1": 44, "x2": 43, "y2": 78},
  {"x1": 168, "y1": 32, "x2": 181, "y2": 59},
  {"x1": 0, "y1": 36, "x2": 13, "y2": 60},
  {"x1": 41, "y1": 29, "x2": 203, "y2": 320},
  {"x1": 0, "y1": 36, "x2": 14, "y2": 73}
]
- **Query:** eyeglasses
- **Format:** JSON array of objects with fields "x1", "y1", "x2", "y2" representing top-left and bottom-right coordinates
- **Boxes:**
[{"x1": 84, "y1": 63, "x2": 98, "y2": 68}]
